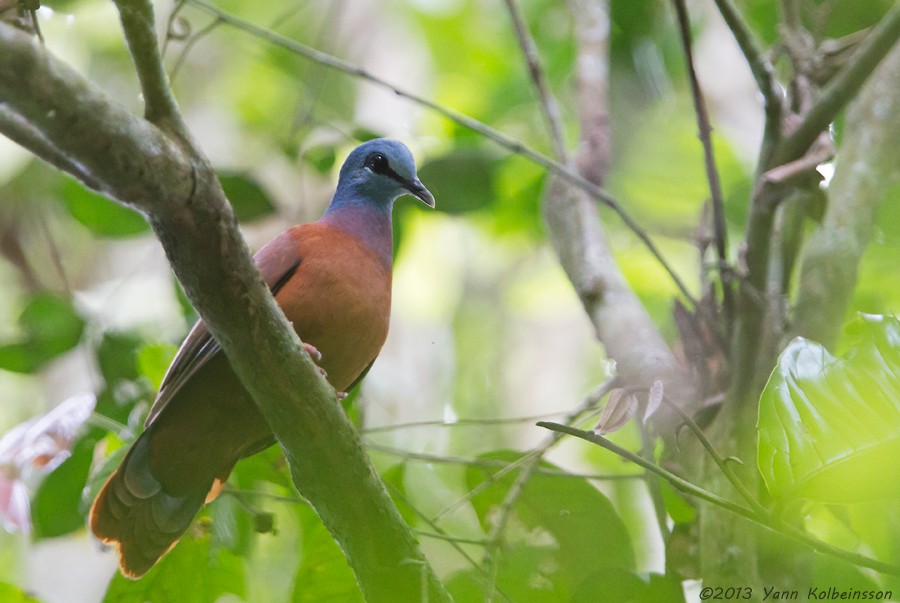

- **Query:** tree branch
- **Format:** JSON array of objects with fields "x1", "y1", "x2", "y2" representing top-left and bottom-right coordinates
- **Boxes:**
[
  {"x1": 672, "y1": 0, "x2": 734, "y2": 326},
  {"x1": 793, "y1": 42, "x2": 900, "y2": 348},
  {"x1": 502, "y1": 0, "x2": 568, "y2": 162},
  {"x1": 114, "y1": 0, "x2": 187, "y2": 134},
  {"x1": 542, "y1": 0, "x2": 692, "y2": 423},
  {"x1": 0, "y1": 106, "x2": 101, "y2": 191},
  {"x1": 711, "y1": 0, "x2": 782, "y2": 157},
  {"x1": 186, "y1": 0, "x2": 697, "y2": 308},
  {"x1": 0, "y1": 19, "x2": 448, "y2": 603}
]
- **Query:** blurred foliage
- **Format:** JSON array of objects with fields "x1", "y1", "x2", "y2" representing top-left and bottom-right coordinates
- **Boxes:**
[
  {"x1": 0, "y1": 294, "x2": 84, "y2": 374},
  {"x1": 0, "y1": 0, "x2": 898, "y2": 602}
]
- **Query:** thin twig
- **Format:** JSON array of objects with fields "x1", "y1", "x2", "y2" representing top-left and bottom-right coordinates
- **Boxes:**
[
  {"x1": 502, "y1": 0, "x2": 568, "y2": 162},
  {"x1": 672, "y1": 0, "x2": 733, "y2": 327},
  {"x1": 538, "y1": 421, "x2": 900, "y2": 577},
  {"x1": 481, "y1": 380, "x2": 614, "y2": 600},
  {"x1": 659, "y1": 396, "x2": 765, "y2": 514},
  {"x1": 169, "y1": 17, "x2": 222, "y2": 82},
  {"x1": 366, "y1": 442, "x2": 636, "y2": 481},
  {"x1": 384, "y1": 484, "x2": 515, "y2": 603},
  {"x1": 185, "y1": 0, "x2": 698, "y2": 309},
  {"x1": 430, "y1": 449, "x2": 543, "y2": 523},
  {"x1": 539, "y1": 422, "x2": 754, "y2": 515},
  {"x1": 710, "y1": 0, "x2": 782, "y2": 157},
  {"x1": 113, "y1": 0, "x2": 188, "y2": 135},
  {"x1": 362, "y1": 410, "x2": 579, "y2": 434}
]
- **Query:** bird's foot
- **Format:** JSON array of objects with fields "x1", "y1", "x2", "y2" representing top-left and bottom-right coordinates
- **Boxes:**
[
  {"x1": 303, "y1": 343, "x2": 322, "y2": 362},
  {"x1": 336, "y1": 391, "x2": 348, "y2": 400},
  {"x1": 303, "y1": 343, "x2": 329, "y2": 379}
]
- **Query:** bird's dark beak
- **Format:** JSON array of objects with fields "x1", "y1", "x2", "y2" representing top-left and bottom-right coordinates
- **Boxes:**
[{"x1": 403, "y1": 178, "x2": 435, "y2": 208}]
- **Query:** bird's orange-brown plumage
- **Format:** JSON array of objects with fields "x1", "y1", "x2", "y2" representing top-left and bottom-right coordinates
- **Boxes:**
[
  {"x1": 89, "y1": 223, "x2": 392, "y2": 577},
  {"x1": 89, "y1": 139, "x2": 433, "y2": 578}
]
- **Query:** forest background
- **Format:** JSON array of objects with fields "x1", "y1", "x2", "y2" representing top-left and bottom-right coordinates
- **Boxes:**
[{"x1": 1, "y1": 0, "x2": 900, "y2": 601}]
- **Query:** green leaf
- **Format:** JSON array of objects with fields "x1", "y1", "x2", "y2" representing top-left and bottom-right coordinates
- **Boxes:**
[
  {"x1": 571, "y1": 569, "x2": 686, "y2": 603},
  {"x1": 59, "y1": 178, "x2": 149, "y2": 238},
  {"x1": 0, "y1": 582, "x2": 40, "y2": 603},
  {"x1": 758, "y1": 315, "x2": 900, "y2": 502},
  {"x1": 302, "y1": 145, "x2": 337, "y2": 174},
  {"x1": 31, "y1": 434, "x2": 96, "y2": 539},
  {"x1": 416, "y1": 149, "x2": 498, "y2": 214},
  {"x1": 291, "y1": 504, "x2": 363, "y2": 603},
  {"x1": 219, "y1": 172, "x2": 277, "y2": 222},
  {"x1": 136, "y1": 342, "x2": 178, "y2": 390},
  {"x1": 0, "y1": 294, "x2": 84, "y2": 373},
  {"x1": 659, "y1": 481, "x2": 696, "y2": 524},
  {"x1": 102, "y1": 533, "x2": 245, "y2": 603},
  {"x1": 381, "y1": 463, "x2": 418, "y2": 525},
  {"x1": 463, "y1": 450, "x2": 634, "y2": 600}
]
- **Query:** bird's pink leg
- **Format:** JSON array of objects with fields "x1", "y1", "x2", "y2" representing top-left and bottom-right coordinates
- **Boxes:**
[
  {"x1": 303, "y1": 343, "x2": 322, "y2": 362},
  {"x1": 302, "y1": 343, "x2": 348, "y2": 399}
]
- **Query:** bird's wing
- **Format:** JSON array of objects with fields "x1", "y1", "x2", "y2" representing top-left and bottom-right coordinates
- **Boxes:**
[{"x1": 146, "y1": 229, "x2": 303, "y2": 427}]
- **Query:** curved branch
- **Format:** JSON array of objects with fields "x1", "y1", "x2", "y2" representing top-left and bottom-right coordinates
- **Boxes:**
[{"x1": 0, "y1": 19, "x2": 448, "y2": 603}]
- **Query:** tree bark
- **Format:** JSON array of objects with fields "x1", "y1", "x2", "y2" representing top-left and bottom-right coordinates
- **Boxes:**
[
  {"x1": 0, "y1": 17, "x2": 448, "y2": 603},
  {"x1": 792, "y1": 43, "x2": 900, "y2": 349}
]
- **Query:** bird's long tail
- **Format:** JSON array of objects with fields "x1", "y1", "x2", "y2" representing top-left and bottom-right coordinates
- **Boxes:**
[{"x1": 89, "y1": 432, "x2": 212, "y2": 578}]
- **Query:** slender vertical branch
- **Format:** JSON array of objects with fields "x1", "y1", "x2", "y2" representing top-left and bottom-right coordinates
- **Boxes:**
[
  {"x1": 502, "y1": 0, "x2": 568, "y2": 162},
  {"x1": 114, "y1": 0, "x2": 188, "y2": 136},
  {"x1": 672, "y1": 0, "x2": 733, "y2": 327},
  {"x1": 711, "y1": 0, "x2": 782, "y2": 159}
]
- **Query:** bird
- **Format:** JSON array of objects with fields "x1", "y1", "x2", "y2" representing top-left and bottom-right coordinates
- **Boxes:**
[{"x1": 89, "y1": 138, "x2": 435, "y2": 578}]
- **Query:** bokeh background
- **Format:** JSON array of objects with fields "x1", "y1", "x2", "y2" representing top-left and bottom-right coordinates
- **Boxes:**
[{"x1": 1, "y1": 0, "x2": 898, "y2": 601}]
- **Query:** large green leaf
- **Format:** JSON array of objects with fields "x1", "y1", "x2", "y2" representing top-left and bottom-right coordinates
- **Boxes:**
[
  {"x1": 0, "y1": 294, "x2": 85, "y2": 373},
  {"x1": 219, "y1": 171, "x2": 277, "y2": 222},
  {"x1": 60, "y1": 178, "x2": 149, "y2": 238},
  {"x1": 102, "y1": 532, "x2": 245, "y2": 603},
  {"x1": 416, "y1": 148, "x2": 498, "y2": 215},
  {"x1": 459, "y1": 450, "x2": 635, "y2": 601},
  {"x1": 31, "y1": 434, "x2": 97, "y2": 539},
  {"x1": 758, "y1": 315, "x2": 900, "y2": 502}
]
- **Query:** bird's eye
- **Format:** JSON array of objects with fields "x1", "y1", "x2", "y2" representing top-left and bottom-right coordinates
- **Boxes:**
[{"x1": 365, "y1": 153, "x2": 390, "y2": 175}]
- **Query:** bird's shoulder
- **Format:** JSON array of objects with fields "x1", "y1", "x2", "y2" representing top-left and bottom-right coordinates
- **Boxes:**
[{"x1": 147, "y1": 221, "x2": 390, "y2": 425}]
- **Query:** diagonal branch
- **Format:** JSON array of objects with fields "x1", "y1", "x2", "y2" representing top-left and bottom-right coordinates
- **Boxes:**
[
  {"x1": 542, "y1": 0, "x2": 693, "y2": 422},
  {"x1": 0, "y1": 106, "x2": 101, "y2": 191},
  {"x1": 672, "y1": 0, "x2": 733, "y2": 326},
  {"x1": 502, "y1": 0, "x2": 568, "y2": 162},
  {"x1": 538, "y1": 422, "x2": 900, "y2": 577},
  {"x1": 0, "y1": 18, "x2": 448, "y2": 603}
]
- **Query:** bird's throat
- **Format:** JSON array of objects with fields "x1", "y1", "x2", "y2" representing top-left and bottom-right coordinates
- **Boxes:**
[{"x1": 320, "y1": 201, "x2": 394, "y2": 267}]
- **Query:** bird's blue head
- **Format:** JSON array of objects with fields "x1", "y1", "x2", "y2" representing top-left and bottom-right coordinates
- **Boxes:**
[{"x1": 329, "y1": 139, "x2": 435, "y2": 213}]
